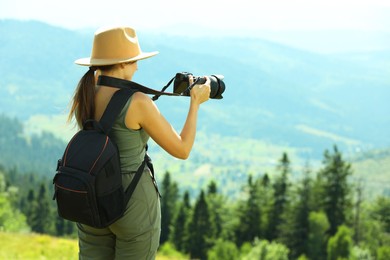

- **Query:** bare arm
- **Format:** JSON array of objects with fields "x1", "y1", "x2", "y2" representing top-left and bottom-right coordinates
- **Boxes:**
[{"x1": 126, "y1": 78, "x2": 210, "y2": 159}]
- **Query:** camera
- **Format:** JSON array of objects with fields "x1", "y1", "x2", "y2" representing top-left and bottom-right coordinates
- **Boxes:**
[{"x1": 173, "y1": 72, "x2": 225, "y2": 99}]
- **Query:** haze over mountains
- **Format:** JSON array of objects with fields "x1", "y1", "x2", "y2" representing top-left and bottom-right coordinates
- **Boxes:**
[{"x1": 1, "y1": 19, "x2": 389, "y2": 162}]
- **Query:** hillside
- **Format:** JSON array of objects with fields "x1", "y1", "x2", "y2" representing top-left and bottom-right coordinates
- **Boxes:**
[
  {"x1": 1, "y1": 111, "x2": 389, "y2": 200},
  {"x1": 0, "y1": 19, "x2": 389, "y2": 197},
  {"x1": 1, "y1": 20, "x2": 389, "y2": 156}
]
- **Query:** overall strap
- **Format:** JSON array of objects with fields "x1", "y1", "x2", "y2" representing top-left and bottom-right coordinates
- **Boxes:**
[{"x1": 99, "y1": 89, "x2": 136, "y2": 134}]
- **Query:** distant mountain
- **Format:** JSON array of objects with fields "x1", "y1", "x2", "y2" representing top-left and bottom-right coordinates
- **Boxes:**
[{"x1": 1, "y1": 19, "x2": 389, "y2": 161}]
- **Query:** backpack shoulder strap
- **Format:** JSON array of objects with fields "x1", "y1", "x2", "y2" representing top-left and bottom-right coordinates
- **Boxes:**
[
  {"x1": 99, "y1": 89, "x2": 136, "y2": 134},
  {"x1": 124, "y1": 152, "x2": 160, "y2": 204},
  {"x1": 124, "y1": 155, "x2": 147, "y2": 203}
]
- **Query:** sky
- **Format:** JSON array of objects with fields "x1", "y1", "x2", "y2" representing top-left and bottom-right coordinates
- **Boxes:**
[{"x1": 1, "y1": 0, "x2": 389, "y2": 52}]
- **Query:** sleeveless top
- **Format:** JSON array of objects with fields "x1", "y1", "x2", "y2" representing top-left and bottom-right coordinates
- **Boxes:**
[{"x1": 109, "y1": 95, "x2": 149, "y2": 174}]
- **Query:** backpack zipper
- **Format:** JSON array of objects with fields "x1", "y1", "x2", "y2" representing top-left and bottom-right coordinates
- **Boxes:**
[{"x1": 89, "y1": 136, "x2": 109, "y2": 174}]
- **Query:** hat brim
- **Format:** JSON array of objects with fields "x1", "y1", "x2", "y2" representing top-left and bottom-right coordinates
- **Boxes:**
[{"x1": 75, "y1": 51, "x2": 159, "y2": 66}]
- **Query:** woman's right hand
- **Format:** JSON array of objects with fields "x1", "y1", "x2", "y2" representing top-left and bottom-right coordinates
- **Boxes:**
[{"x1": 190, "y1": 76, "x2": 211, "y2": 105}]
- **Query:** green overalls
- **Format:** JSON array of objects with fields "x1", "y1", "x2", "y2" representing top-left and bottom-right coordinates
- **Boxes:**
[{"x1": 78, "y1": 96, "x2": 161, "y2": 260}]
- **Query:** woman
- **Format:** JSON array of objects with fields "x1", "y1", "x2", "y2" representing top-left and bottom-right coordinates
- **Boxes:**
[{"x1": 69, "y1": 26, "x2": 210, "y2": 259}]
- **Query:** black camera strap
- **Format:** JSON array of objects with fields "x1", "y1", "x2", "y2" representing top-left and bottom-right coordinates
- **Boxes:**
[{"x1": 97, "y1": 75, "x2": 179, "y2": 101}]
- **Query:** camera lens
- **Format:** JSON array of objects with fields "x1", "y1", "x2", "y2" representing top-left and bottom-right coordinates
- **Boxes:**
[{"x1": 209, "y1": 75, "x2": 225, "y2": 99}]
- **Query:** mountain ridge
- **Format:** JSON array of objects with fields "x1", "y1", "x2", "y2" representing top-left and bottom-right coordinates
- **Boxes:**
[{"x1": 1, "y1": 19, "x2": 389, "y2": 160}]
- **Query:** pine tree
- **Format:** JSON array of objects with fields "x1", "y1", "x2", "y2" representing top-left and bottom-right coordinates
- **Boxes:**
[
  {"x1": 206, "y1": 180, "x2": 224, "y2": 239},
  {"x1": 235, "y1": 174, "x2": 263, "y2": 246},
  {"x1": 33, "y1": 183, "x2": 54, "y2": 234},
  {"x1": 188, "y1": 190, "x2": 213, "y2": 260},
  {"x1": 207, "y1": 180, "x2": 218, "y2": 195},
  {"x1": 318, "y1": 145, "x2": 353, "y2": 236},
  {"x1": 55, "y1": 215, "x2": 76, "y2": 236},
  {"x1": 160, "y1": 171, "x2": 179, "y2": 245},
  {"x1": 267, "y1": 152, "x2": 291, "y2": 241},
  {"x1": 279, "y1": 164, "x2": 312, "y2": 259},
  {"x1": 353, "y1": 180, "x2": 364, "y2": 244},
  {"x1": 171, "y1": 191, "x2": 191, "y2": 253},
  {"x1": 25, "y1": 188, "x2": 39, "y2": 230}
]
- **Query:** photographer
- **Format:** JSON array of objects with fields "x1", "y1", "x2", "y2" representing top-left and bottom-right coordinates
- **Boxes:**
[{"x1": 68, "y1": 26, "x2": 210, "y2": 259}]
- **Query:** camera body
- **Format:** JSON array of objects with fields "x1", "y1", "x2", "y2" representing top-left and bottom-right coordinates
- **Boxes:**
[{"x1": 173, "y1": 72, "x2": 225, "y2": 99}]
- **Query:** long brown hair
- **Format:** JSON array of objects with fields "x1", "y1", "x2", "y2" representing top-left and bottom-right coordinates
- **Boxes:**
[{"x1": 68, "y1": 66, "x2": 97, "y2": 129}]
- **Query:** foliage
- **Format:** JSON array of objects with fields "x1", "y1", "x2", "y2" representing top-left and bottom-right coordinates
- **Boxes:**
[
  {"x1": 171, "y1": 191, "x2": 191, "y2": 253},
  {"x1": 307, "y1": 211, "x2": 329, "y2": 260},
  {"x1": 317, "y1": 145, "x2": 353, "y2": 236},
  {"x1": 0, "y1": 172, "x2": 29, "y2": 233},
  {"x1": 267, "y1": 152, "x2": 291, "y2": 240},
  {"x1": 327, "y1": 225, "x2": 353, "y2": 260},
  {"x1": 234, "y1": 174, "x2": 264, "y2": 246},
  {"x1": 241, "y1": 238, "x2": 289, "y2": 260},
  {"x1": 278, "y1": 165, "x2": 312, "y2": 259},
  {"x1": 0, "y1": 134, "x2": 390, "y2": 259},
  {"x1": 377, "y1": 246, "x2": 390, "y2": 260},
  {"x1": 350, "y1": 246, "x2": 373, "y2": 260},
  {"x1": 370, "y1": 196, "x2": 390, "y2": 233},
  {"x1": 157, "y1": 242, "x2": 188, "y2": 260},
  {"x1": 160, "y1": 171, "x2": 179, "y2": 245},
  {"x1": 0, "y1": 195, "x2": 29, "y2": 233},
  {"x1": 207, "y1": 239, "x2": 239, "y2": 260},
  {"x1": 188, "y1": 190, "x2": 213, "y2": 259}
]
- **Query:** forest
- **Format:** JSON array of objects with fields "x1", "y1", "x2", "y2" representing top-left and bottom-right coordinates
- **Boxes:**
[{"x1": 1, "y1": 145, "x2": 389, "y2": 260}]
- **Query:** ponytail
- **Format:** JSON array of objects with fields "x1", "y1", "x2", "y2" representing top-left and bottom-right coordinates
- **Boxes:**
[{"x1": 68, "y1": 66, "x2": 97, "y2": 129}]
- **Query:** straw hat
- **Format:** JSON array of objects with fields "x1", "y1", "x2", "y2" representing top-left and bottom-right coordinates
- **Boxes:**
[{"x1": 75, "y1": 26, "x2": 158, "y2": 66}]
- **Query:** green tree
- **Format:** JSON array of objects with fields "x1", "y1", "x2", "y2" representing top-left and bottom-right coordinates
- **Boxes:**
[
  {"x1": 0, "y1": 172, "x2": 29, "y2": 232},
  {"x1": 206, "y1": 180, "x2": 226, "y2": 239},
  {"x1": 242, "y1": 238, "x2": 289, "y2": 260},
  {"x1": 235, "y1": 174, "x2": 263, "y2": 246},
  {"x1": 307, "y1": 211, "x2": 329, "y2": 260},
  {"x1": 353, "y1": 180, "x2": 364, "y2": 244},
  {"x1": 32, "y1": 183, "x2": 54, "y2": 234},
  {"x1": 359, "y1": 197, "x2": 390, "y2": 257},
  {"x1": 377, "y1": 246, "x2": 390, "y2": 260},
  {"x1": 160, "y1": 171, "x2": 179, "y2": 245},
  {"x1": 171, "y1": 191, "x2": 191, "y2": 253},
  {"x1": 208, "y1": 239, "x2": 239, "y2": 260},
  {"x1": 279, "y1": 165, "x2": 312, "y2": 259},
  {"x1": 0, "y1": 172, "x2": 6, "y2": 192},
  {"x1": 327, "y1": 225, "x2": 353, "y2": 260},
  {"x1": 25, "y1": 188, "x2": 38, "y2": 229},
  {"x1": 267, "y1": 152, "x2": 291, "y2": 241},
  {"x1": 317, "y1": 146, "x2": 353, "y2": 236},
  {"x1": 371, "y1": 196, "x2": 390, "y2": 233},
  {"x1": 55, "y1": 215, "x2": 76, "y2": 236},
  {"x1": 188, "y1": 190, "x2": 213, "y2": 260},
  {"x1": 350, "y1": 246, "x2": 373, "y2": 260}
]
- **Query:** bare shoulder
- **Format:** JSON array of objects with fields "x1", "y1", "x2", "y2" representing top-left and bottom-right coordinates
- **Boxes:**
[
  {"x1": 130, "y1": 91, "x2": 160, "y2": 113},
  {"x1": 131, "y1": 91, "x2": 153, "y2": 106},
  {"x1": 125, "y1": 91, "x2": 159, "y2": 128}
]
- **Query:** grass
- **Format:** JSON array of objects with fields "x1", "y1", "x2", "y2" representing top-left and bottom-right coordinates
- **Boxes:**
[
  {"x1": 0, "y1": 232, "x2": 186, "y2": 260},
  {"x1": 0, "y1": 232, "x2": 78, "y2": 260}
]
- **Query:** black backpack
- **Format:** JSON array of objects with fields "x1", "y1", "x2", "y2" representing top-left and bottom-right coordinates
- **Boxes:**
[{"x1": 53, "y1": 88, "x2": 151, "y2": 228}]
